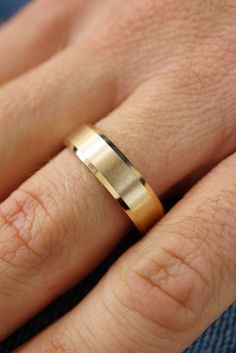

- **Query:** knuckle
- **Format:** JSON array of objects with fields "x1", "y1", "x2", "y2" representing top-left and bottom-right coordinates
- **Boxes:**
[
  {"x1": 38, "y1": 333, "x2": 75, "y2": 353},
  {"x1": 101, "y1": 279, "x2": 157, "y2": 353},
  {"x1": 39, "y1": 323, "x2": 95, "y2": 353},
  {"x1": 106, "y1": 176, "x2": 236, "y2": 341},
  {"x1": 0, "y1": 180, "x2": 60, "y2": 269},
  {"x1": 111, "y1": 232, "x2": 216, "y2": 335}
]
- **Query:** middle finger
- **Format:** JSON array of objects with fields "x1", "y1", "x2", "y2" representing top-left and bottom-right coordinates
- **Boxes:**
[{"x1": 0, "y1": 65, "x2": 236, "y2": 338}]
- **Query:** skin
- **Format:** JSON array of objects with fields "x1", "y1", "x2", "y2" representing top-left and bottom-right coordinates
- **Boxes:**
[{"x1": 0, "y1": 0, "x2": 236, "y2": 351}]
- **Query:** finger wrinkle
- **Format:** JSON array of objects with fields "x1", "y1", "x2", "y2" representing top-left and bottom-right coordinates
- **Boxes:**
[
  {"x1": 0, "y1": 187, "x2": 57, "y2": 269},
  {"x1": 0, "y1": 195, "x2": 41, "y2": 267}
]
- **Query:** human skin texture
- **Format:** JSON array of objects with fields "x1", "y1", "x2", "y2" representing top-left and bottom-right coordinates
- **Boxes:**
[{"x1": 0, "y1": 0, "x2": 236, "y2": 352}]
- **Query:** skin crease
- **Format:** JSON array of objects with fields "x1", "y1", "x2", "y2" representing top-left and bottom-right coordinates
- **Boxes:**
[{"x1": 0, "y1": 0, "x2": 236, "y2": 351}]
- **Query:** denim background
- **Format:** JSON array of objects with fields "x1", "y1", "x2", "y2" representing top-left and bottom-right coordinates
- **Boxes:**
[{"x1": 0, "y1": 1, "x2": 236, "y2": 352}]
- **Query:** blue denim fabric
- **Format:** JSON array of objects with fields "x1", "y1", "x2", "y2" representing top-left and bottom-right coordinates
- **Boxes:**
[
  {"x1": 0, "y1": 1, "x2": 236, "y2": 353},
  {"x1": 0, "y1": 0, "x2": 29, "y2": 20},
  {"x1": 185, "y1": 303, "x2": 236, "y2": 353}
]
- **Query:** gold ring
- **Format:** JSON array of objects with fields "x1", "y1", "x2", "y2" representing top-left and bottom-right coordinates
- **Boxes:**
[{"x1": 65, "y1": 124, "x2": 164, "y2": 234}]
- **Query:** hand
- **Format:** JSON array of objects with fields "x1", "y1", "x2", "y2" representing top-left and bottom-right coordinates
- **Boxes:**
[{"x1": 1, "y1": 1, "x2": 236, "y2": 352}]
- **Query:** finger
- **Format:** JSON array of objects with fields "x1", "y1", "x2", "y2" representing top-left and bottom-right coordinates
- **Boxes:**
[
  {"x1": 0, "y1": 44, "x2": 116, "y2": 200},
  {"x1": 1, "y1": 0, "x2": 234, "y2": 198},
  {"x1": 15, "y1": 151, "x2": 236, "y2": 353},
  {"x1": 0, "y1": 0, "x2": 83, "y2": 85},
  {"x1": 1, "y1": 68, "x2": 236, "y2": 339}
]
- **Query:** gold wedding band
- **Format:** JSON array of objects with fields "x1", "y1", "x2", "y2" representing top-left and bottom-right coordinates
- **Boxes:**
[{"x1": 65, "y1": 124, "x2": 164, "y2": 234}]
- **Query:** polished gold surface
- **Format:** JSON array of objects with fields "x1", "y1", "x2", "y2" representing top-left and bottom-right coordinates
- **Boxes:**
[{"x1": 65, "y1": 124, "x2": 164, "y2": 234}]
